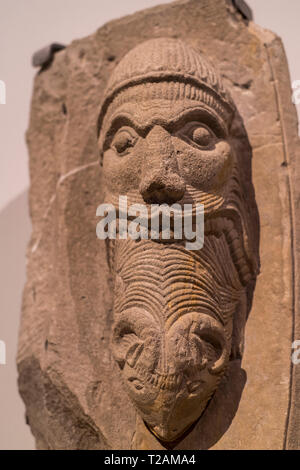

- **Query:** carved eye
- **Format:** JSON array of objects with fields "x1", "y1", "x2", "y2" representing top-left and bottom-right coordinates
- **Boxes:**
[
  {"x1": 186, "y1": 380, "x2": 204, "y2": 394},
  {"x1": 179, "y1": 122, "x2": 216, "y2": 149},
  {"x1": 192, "y1": 126, "x2": 213, "y2": 146},
  {"x1": 111, "y1": 127, "x2": 138, "y2": 156},
  {"x1": 128, "y1": 377, "x2": 144, "y2": 391}
]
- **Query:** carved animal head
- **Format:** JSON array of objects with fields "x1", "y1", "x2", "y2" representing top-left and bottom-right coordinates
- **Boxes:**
[{"x1": 97, "y1": 38, "x2": 259, "y2": 443}]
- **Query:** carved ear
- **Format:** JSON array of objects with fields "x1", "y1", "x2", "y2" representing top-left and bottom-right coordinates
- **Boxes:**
[{"x1": 230, "y1": 289, "x2": 248, "y2": 361}]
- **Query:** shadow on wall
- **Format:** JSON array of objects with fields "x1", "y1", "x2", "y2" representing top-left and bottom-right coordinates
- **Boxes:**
[{"x1": 0, "y1": 190, "x2": 35, "y2": 449}]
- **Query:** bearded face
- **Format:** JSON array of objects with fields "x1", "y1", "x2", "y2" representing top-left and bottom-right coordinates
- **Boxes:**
[{"x1": 97, "y1": 39, "x2": 259, "y2": 443}]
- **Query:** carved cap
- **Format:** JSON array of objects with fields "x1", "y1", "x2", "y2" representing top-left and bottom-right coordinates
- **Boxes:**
[{"x1": 97, "y1": 38, "x2": 235, "y2": 135}]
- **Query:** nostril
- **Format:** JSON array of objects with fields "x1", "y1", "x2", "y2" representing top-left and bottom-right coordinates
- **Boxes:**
[
  {"x1": 147, "y1": 181, "x2": 166, "y2": 192},
  {"x1": 140, "y1": 175, "x2": 186, "y2": 204}
]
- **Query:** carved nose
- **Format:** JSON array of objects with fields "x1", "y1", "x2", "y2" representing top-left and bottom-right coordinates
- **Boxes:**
[
  {"x1": 140, "y1": 174, "x2": 185, "y2": 204},
  {"x1": 139, "y1": 126, "x2": 186, "y2": 204}
]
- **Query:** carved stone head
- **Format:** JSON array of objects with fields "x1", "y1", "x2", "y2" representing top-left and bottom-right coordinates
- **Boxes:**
[{"x1": 97, "y1": 38, "x2": 259, "y2": 443}]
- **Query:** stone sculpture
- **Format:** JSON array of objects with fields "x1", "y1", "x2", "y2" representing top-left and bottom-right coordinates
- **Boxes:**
[
  {"x1": 18, "y1": 0, "x2": 300, "y2": 450},
  {"x1": 97, "y1": 38, "x2": 259, "y2": 442}
]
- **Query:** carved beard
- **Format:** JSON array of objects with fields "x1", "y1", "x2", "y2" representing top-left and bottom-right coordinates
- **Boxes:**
[{"x1": 107, "y1": 182, "x2": 250, "y2": 443}]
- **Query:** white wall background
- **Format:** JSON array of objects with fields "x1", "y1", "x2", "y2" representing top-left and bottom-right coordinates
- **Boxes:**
[{"x1": 0, "y1": 0, "x2": 299, "y2": 449}]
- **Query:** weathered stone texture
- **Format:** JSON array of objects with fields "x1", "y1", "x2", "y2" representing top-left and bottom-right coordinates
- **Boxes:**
[{"x1": 18, "y1": 0, "x2": 300, "y2": 449}]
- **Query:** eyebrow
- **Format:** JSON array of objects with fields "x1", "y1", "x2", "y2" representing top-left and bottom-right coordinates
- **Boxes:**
[{"x1": 101, "y1": 106, "x2": 227, "y2": 148}]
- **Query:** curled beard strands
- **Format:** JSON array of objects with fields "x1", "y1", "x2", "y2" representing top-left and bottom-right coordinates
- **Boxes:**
[{"x1": 108, "y1": 233, "x2": 243, "y2": 442}]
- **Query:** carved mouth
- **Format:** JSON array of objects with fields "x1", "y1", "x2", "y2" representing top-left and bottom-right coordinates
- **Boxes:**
[
  {"x1": 105, "y1": 191, "x2": 258, "y2": 286},
  {"x1": 108, "y1": 212, "x2": 255, "y2": 289}
]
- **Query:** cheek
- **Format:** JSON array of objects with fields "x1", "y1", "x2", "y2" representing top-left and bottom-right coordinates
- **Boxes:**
[
  {"x1": 103, "y1": 149, "x2": 142, "y2": 194},
  {"x1": 175, "y1": 140, "x2": 233, "y2": 191}
]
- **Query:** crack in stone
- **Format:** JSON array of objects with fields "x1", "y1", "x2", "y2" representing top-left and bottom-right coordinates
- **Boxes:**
[{"x1": 31, "y1": 161, "x2": 99, "y2": 253}]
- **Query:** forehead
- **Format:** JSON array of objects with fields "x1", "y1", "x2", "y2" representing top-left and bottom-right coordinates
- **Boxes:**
[{"x1": 101, "y1": 99, "x2": 227, "y2": 138}]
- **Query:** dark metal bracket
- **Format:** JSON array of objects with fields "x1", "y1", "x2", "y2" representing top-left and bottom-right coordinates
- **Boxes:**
[
  {"x1": 232, "y1": 0, "x2": 253, "y2": 21},
  {"x1": 32, "y1": 43, "x2": 66, "y2": 68}
]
